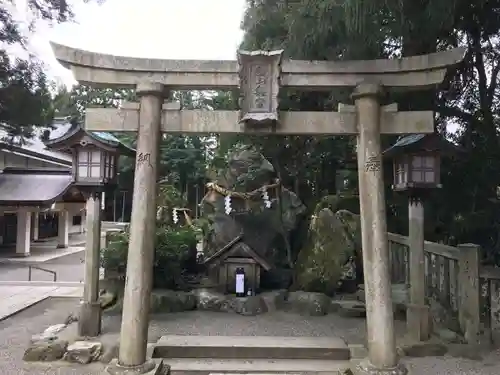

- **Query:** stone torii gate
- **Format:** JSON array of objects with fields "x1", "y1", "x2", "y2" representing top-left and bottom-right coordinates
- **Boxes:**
[{"x1": 51, "y1": 42, "x2": 465, "y2": 375}]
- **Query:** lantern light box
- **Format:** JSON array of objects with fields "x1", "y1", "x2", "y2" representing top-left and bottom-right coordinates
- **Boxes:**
[
  {"x1": 384, "y1": 133, "x2": 460, "y2": 193},
  {"x1": 43, "y1": 122, "x2": 135, "y2": 190}
]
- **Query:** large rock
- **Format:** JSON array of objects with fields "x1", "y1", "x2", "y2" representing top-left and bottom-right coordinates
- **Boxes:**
[
  {"x1": 314, "y1": 194, "x2": 360, "y2": 215},
  {"x1": 294, "y1": 208, "x2": 361, "y2": 295},
  {"x1": 64, "y1": 341, "x2": 103, "y2": 364},
  {"x1": 106, "y1": 290, "x2": 197, "y2": 314},
  {"x1": 194, "y1": 289, "x2": 268, "y2": 315},
  {"x1": 23, "y1": 339, "x2": 68, "y2": 362},
  {"x1": 260, "y1": 290, "x2": 288, "y2": 311},
  {"x1": 200, "y1": 145, "x2": 306, "y2": 268},
  {"x1": 286, "y1": 291, "x2": 331, "y2": 316},
  {"x1": 232, "y1": 296, "x2": 268, "y2": 316},
  {"x1": 150, "y1": 290, "x2": 197, "y2": 313},
  {"x1": 99, "y1": 290, "x2": 117, "y2": 310},
  {"x1": 195, "y1": 289, "x2": 233, "y2": 312},
  {"x1": 330, "y1": 300, "x2": 366, "y2": 318}
]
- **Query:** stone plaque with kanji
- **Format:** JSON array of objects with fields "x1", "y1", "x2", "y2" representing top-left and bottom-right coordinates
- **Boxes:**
[{"x1": 237, "y1": 50, "x2": 283, "y2": 128}]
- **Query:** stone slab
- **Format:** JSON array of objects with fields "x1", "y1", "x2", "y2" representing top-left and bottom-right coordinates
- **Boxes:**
[
  {"x1": 166, "y1": 358, "x2": 351, "y2": 375},
  {"x1": 153, "y1": 335, "x2": 350, "y2": 361},
  {"x1": 348, "y1": 345, "x2": 368, "y2": 360}
]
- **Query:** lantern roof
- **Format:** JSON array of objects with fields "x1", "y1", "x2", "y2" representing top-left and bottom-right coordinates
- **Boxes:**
[
  {"x1": 44, "y1": 118, "x2": 135, "y2": 157},
  {"x1": 383, "y1": 133, "x2": 461, "y2": 158}
]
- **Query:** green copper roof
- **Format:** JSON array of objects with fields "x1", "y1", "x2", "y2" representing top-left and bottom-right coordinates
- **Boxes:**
[
  {"x1": 45, "y1": 119, "x2": 135, "y2": 156},
  {"x1": 392, "y1": 134, "x2": 426, "y2": 148},
  {"x1": 383, "y1": 134, "x2": 426, "y2": 155}
]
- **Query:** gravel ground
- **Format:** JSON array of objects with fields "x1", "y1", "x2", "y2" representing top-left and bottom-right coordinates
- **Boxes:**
[
  {"x1": 103, "y1": 310, "x2": 500, "y2": 374},
  {"x1": 1, "y1": 298, "x2": 500, "y2": 375},
  {"x1": 0, "y1": 297, "x2": 104, "y2": 375},
  {"x1": 103, "y1": 309, "x2": 399, "y2": 344}
]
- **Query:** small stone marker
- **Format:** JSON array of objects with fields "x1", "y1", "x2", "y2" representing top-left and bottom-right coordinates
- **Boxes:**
[
  {"x1": 64, "y1": 341, "x2": 103, "y2": 364},
  {"x1": 23, "y1": 339, "x2": 68, "y2": 362}
]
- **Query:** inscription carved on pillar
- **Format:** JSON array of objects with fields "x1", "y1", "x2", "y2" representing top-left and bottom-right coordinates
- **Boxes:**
[{"x1": 237, "y1": 49, "x2": 283, "y2": 128}]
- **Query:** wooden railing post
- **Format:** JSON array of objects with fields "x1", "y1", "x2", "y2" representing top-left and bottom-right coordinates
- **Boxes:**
[{"x1": 457, "y1": 243, "x2": 481, "y2": 344}]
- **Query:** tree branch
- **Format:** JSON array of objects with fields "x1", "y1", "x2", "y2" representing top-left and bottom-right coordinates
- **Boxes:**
[
  {"x1": 435, "y1": 105, "x2": 475, "y2": 123},
  {"x1": 487, "y1": 60, "x2": 500, "y2": 105}
]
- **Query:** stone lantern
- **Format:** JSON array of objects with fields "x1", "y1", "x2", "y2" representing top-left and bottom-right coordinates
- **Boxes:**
[
  {"x1": 384, "y1": 133, "x2": 459, "y2": 195},
  {"x1": 73, "y1": 142, "x2": 118, "y2": 188},
  {"x1": 45, "y1": 123, "x2": 132, "y2": 191},
  {"x1": 383, "y1": 132, "x2": 460, "y2": 342},
  {"x1": 45, "y1": 121, "x2": 134, "y2": 337}
]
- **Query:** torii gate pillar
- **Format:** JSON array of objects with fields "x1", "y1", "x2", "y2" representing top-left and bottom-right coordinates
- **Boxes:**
[
  {"x1": 111, "y1": 82, "x2": 164, "y2": 374},
  {"x1": 353, "y1": 83, "x2": 404, "y2": 375}
]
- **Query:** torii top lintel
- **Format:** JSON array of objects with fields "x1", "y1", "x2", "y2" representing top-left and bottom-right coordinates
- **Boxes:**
[{"x1": 50, "y1": 42, "x2": 465, "y2": 91}]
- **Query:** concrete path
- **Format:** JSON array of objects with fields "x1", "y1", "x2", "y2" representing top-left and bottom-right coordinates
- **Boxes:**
[
  {"x1": 0, "y1": 282, "x2": 83, "y2": 321},
  {"x1": 1, "y1": 246, "x2": 86, "y2": 264},
  {"x1": 0, "y1": 252, "x2": 86, "y2": 282},
  {"x1": 0, "y1": 231, "x2": 107, "y2": 264}
]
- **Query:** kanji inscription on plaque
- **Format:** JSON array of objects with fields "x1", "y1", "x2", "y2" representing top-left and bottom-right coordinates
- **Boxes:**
[{"x1": 237, "y1": 50, "x2": 283, "y2": 128}]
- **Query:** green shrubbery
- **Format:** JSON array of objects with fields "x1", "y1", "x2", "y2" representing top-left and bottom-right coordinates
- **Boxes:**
[
  {"x1": 100, "y1": 183, "x2": 199, "y2": 290},
  {"x1": 101, "y1": 225, "x2": 198, "y2": 290}
]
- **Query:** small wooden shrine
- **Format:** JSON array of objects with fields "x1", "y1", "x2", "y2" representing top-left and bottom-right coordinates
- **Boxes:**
[{"x1": 202, "y1": 234, "x2": 273, "y2": 295}]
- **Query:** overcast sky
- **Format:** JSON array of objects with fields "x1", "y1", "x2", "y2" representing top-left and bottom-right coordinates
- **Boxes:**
[{"x1": 25, "y1": 0, "x2": 246, "y2": 86}]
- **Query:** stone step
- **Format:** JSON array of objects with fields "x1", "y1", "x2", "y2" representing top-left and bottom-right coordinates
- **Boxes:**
[
  {"x1": 153, "y1": 336, "x2": 351, "y2": 361},
  {"x1": 165, "y1": 358, "x2": 352, "y2": 375}
]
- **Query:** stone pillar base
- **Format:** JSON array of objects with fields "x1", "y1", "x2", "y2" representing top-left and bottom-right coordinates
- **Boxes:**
[
  {"x1": 353, "y1": 359, "x2": 409, "y2": 375},
  {"x1": 78, "y1": 301, "x2": 102, "y2": 337},
  {"x1": 406, "y1": 303, "x2": 431, "y2": 342},
  {"x1": 105, "y1": 359, "x2": 168, "y2": 375}
]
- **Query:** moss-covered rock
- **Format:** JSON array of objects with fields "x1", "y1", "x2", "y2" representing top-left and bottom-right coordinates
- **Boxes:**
[
  {"x1": 293, "y1": 208, "x2": 361, "y2": 295},
  {"x1": 200, "y1": 145, "x2": 306, "y2": 267},
  {"x1": 286, "y1": 291, "x2": 331, "y2": 316},
  {"x1": 314, "y1": 194, "x2": 360, "y2": 215},
  {"x1": 149, "y1": 290, "x2": 197, "y2": 313}
]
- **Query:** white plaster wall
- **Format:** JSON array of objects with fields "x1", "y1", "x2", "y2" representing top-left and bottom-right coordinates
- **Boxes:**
[
  {"x1": 69, "y1": 223, "x2": 84, "y2": 234},
  {"x1": 68, "y1": 211, "x2": 86, "y2": 235}
]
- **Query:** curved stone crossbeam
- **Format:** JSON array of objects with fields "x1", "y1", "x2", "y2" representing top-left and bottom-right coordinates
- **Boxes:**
[{"x1": 50, "y1": 42, "x2": 466, "y2": 90}]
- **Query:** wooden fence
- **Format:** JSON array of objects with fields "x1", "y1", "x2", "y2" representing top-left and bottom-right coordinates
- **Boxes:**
[{"x1": 388, "y1": 232, "x2": 500, "y2": 344}]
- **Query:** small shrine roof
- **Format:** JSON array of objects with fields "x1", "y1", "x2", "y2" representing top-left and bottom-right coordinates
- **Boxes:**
[{"x1": 202, "y1": 234, "x2": 273, "y2": 271}]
